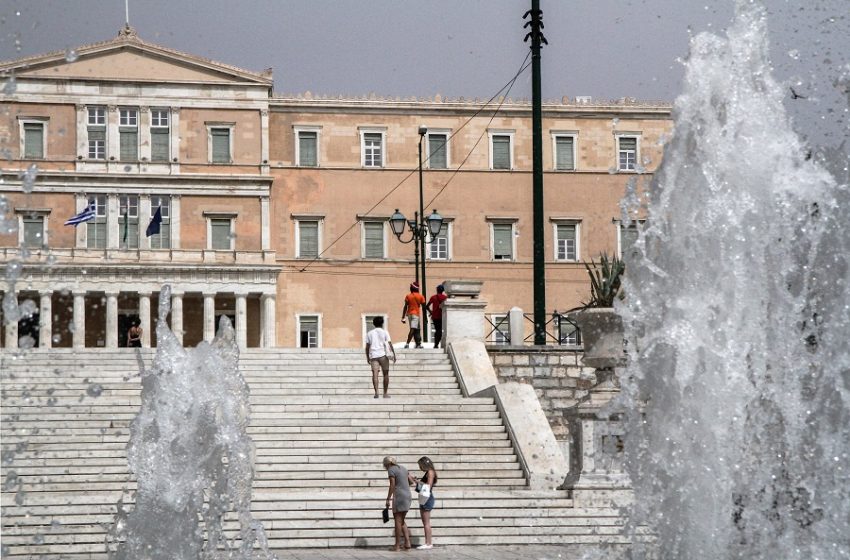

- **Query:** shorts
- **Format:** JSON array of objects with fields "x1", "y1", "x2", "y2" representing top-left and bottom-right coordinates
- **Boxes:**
[
  {"x1": 420, "y1": 492, "x2": 435, "y2": 511},
  {"x1": 407, "y1": 314, "x2": 420, "y2": 329},
  {"x1": 370, "y1": 356, "x2": 389, "y2": 375}
]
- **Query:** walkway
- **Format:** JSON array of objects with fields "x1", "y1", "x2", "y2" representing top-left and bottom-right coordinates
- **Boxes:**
[{"x1": 272, "y1": 544, "x2": 621, "y2": 559}]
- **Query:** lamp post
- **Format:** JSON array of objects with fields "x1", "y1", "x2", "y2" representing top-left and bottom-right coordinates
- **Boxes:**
[{"x1": 390, "y1": 127, "x2": 443, "y2": 343}]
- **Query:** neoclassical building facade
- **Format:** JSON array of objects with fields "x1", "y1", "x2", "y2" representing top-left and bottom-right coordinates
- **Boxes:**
[{"x1": 0, "y1": 27, "x2": 671, "y2": 349}]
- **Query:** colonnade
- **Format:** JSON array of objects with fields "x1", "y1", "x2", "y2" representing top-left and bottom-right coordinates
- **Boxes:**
[{"x1": 2, "y1": 289, "x2": 277, "y2": 350}]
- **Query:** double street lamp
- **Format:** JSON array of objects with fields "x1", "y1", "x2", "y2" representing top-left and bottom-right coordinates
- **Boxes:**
[{"x1": 389, "y1": 126, "x2": 443, "y2": 343}]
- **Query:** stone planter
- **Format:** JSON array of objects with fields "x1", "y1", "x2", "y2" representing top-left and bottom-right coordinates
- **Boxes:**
[{"x1": 568, "y1": 308, "x2": 626, "y2": 369}]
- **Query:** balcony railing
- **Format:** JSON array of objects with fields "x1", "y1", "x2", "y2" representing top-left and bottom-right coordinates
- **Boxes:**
[{"x1": 1, "y1": 247, "x2": 277, "y2": 266}]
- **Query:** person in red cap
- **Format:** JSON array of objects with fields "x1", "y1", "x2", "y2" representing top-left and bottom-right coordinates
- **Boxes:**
[{"x1": 401, "y1": 281, "x2": 426, "y2": 348}]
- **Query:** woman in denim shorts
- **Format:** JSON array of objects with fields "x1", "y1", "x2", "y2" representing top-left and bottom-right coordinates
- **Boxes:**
[{"x1": 408, "y1": 456, "x2": 438, "y2": 549}]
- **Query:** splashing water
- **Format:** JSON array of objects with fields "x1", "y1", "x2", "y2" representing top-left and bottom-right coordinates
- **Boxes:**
[
  {"x1": 619, "y1": 3, "x2": 850, "y2": 559},
  {"x1": 109, "y1": 285, "x2": 275, "y2": 560}
]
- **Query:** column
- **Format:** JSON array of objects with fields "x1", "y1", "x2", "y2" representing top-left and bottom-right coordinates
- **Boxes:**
[
  {"x1": 171, "y1": 195, "x2": 181, "y2": 249},
  {"x1": 261, "y1": 293, "x2": 276, "y2": 348},
  {"x1": 139, "y1": 292, "x2": 151, "y2": 347},
  {"x1": 4, "y1": 290, "x2": 18, "y2": 348},
  {"x1": 39, "y1": 291, "x2": 52, "y2": 349},
  {"x1": 260, "y1": 196, "x2": 271, "y2": 251},
  {"x1": 235, "y1": 293, "x2": 247, "y2": 349},
  {"x1": 139, "y1": 196, "x2": 152, "y2": 250},
  {"x1": 170, "y1": 107, "x2": 181, "y2": 165},
  {"x1": 138, "y1": 106, "x2": 152, "y2": 161},
  {"x1": 509, "y1": 306, "x2": 525, "y2": 346},
  {"x1": 171, "y1": 290, "x2": 184, "y2": 346},
  {"x1": 75, "y1": 194, "x2": 88, "y2": 248},
  {"x1": 203, "y1": 292, "x2": 216, "y2": 342},
  {"x1": 107, "y1": 105, "x2": 119, "y2": 161},
  {"x1": 105, "y1": 292, "x2": 119, "y2": 347},
  {"x1": 73, "y1": 291, "x2": 86, "y2": 348},
  {"x1": 75, "y1": 104, "x2": 87, "y2": 160},
  {"x1": 260, "y1": 108, "x2": 270, "y2": 173}
]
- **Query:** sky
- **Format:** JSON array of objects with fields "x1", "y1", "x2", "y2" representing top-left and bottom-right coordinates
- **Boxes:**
[{"x1": 1, "y1": 1, "x2": 847, "y2": 150}]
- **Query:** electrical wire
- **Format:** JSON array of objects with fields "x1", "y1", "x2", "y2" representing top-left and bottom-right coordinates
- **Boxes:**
[{"x1": 297, "y1": 51, "x2": 532, "y2": 272}]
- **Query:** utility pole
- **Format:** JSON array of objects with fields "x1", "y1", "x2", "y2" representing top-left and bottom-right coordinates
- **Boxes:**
[{"x1": 524, "y1": 0, "x2": 548, "y2": 345}]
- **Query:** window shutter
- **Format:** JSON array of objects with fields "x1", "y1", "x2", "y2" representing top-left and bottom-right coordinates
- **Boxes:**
[
  {"x1": 126, "y1": 220, "x2": 139, "y2": 249},
  {"x1": 555, "y1": 137, "x2": 574, "y2": 170},
  {"x1": 212, "y1": 128, "x2": 231, "y2": 163},
  {"x1": 299, "y1": 221, "x2": 319, "y2": 257},
  {"x1": 23, "y1": 217, "x2": 43, "y2": 247},
  {"x1": 492, "y1": 135, "x2": 510, "y2": 169},
  {"x1": 151, "y1": 129, "x2": 169, "y2": 162},
  {"x1": 88, "y1": 129, "x2": 105, "y2": 142},
  {"x1": 24, "y1": 123, "x2": 44, "y2": 158},
  {"x1": 211, "y1": 219, "x2": 231, "y2": 250},
  {"x1": 619, "y1": 137, "x2": 637, "y2": 152},
  {"x1": 493, "y1": 224, "x2": 512, "y2": 259},
  {"x1": 120, "y1": 130, "x2": 138, "y2": 161},
  {"x1": 428, "y1": 134, "x2": 447, "y2": 168},
  {"x1": 364, "y1": 222, "x2": 384, "y2": 258},
  {"x1": 299, "y1": 132, "x2": 318, "y2": 166},
  {"x1": 621, "y1": 225, "x2": 640, "y2": 257}
]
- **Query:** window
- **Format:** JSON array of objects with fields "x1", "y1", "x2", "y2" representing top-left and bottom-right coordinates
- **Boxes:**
[
  {"x1": 87, "y1": 106, "x2": 106, "y2": 160},
  {"x1": 427, "y1": 222, "x2": 449, "y2": 260},
  {"x1": 209, "y1": 126, "x2": 232, "y2": 163},
  {"x1": 362, "y1": 221, "x2": 385, "y2": 259},
  {"x1": 210, "y1": 218, "x2": 233, "y2": 250},
  {"x1": 617, "y1": 136, "x2": 638, "y2": 171},
  {"x1": 149, "y1": 195, "x2": 171, "y2": 249},
  {"x1": 86, "y1": 195, "x2": 107, "y2": 249},
  {"x1": 297, "y1": 315, "x2": 320, "y2": 348},
  {"x1": 296, "y1": 128, "x2": 319, "y2": 167},
  {"x1": 490, "y1": 132, "x2": 513, "y2": 170},
  {"x1": 150, "y1": 109, "x2": 170, "y2": 162},
  {"x1": 119, "y1": 108, "x2": 139, "y2": 161},
  {"x1": 491, "y1": 222, "x2": 515, "y2": 261},
  {"x1": 297, "y1": 220, "x2": 320, "y2": 258},
  {"x1": 361, "y1": 131, "x2": 384, "y2": 168},
  {"x1": 557, "y1": 315, "x2": 580, "y2": 345},
  {"x1": 119, "y1": 195, "x2": 139, "y2": 250},
  {"x1": 555, "y1": 222, "x2": 579, "y2": 261},
  {"x1": 491, "y1": 314, "x2": 510, "y2": 345},
  {"x1": 23, "y1": 121, "x2": 45, "y2": 159},
  {"x1": 553, "y1": 134, "x2": 576, "y2": 171},
  {"x1": 22, "y1": 215, "x2": 45, "y2": 248},
  {"x1": 427, "y1": 132, "x2": 448, "y2": 169},
  {"x1": 619, "y1": 220, "x2": 645, "y2": 259}
]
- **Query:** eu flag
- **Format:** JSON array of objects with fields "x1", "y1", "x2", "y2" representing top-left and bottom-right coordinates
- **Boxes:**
[{"x1": 146, "y1": 206, "x2": 162, "y2": 237}]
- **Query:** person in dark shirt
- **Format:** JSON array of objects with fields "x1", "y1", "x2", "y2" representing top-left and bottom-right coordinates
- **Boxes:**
[{"x1": 425, "y1": 285, "x2": 448, "y2": 349}]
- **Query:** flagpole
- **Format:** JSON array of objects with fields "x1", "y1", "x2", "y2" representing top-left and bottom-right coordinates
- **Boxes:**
[{"x1": 125, "y1": 0, "x2": 130, "y2": 27}]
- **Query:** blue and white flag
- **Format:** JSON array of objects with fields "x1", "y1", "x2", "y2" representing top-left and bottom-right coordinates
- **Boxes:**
[
  {"x1": 64, "y1": 201, "x2": 96, "y2": 226},
  {"x1": 146, "y1": 205, "x2": 162, "y2": 237}
]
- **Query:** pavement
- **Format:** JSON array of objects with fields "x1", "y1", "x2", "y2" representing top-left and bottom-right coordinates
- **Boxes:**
[{"x1": 271, "y1": 545, "x2": 615, "y2": 560}]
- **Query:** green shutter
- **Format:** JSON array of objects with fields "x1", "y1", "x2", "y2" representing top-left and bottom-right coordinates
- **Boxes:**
[
  {"x1": 211, "y1": 219, "x2": 231, "y2": 250},
  {"x1": 428, "y1": 134, "x2": 447, "y2": 168},
  {"x1": 492, "y1": 135, "x2": 510, "y2": 169},
  {"x1": 23, "y1": 217, "x2": 43, "y2": 247},
  {"x1": 24, "y1": 123, "x2": 44, "y2": 159},
  {"x1": 299, "y1": 221, "x2": 319, "y2": 257},
  {"x1": 126, "y1": 220, "x2": 139, "y2": 249},
  {"x1": 88, "y1": 128, "x2": 105, "y2": 142},
  {"x1": 212, "y1": 128, "x2": 231, "y2": 163},
  {"x1": 621, "y1": 225, "x2": 640, "y2": 258},
  {"x1": 299, "y1": 131, "x2": 317, "y2": 166},
  {"x1": 619, "y1": 137, "x2": 637, "y2": 151},
  {"x1": 151, "y1": 129, "x2": 169, "y2": 162},
  {"x1": 555, "y1": 136, "x2": 574, "y2": 170},
  {"x1": 493, "y1": 224, "x2": 512, "y2": 259},
  {"x1": 364, "y1": 222, "x2": 384, "y2": 258},
  {"x1": 120, "y1": 129, "x2": 138, "y2": 161},
  {"x1": 87, "y1": 221, "x2": 106, "y2": 249}
]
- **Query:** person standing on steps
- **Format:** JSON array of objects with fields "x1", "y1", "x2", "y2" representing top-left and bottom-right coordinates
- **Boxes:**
[
  {"x1": 408, "y1": 456, "x2": 438, "y2": 549},
  {"x1": 425, "y1": 285, "x2": 448, "y2": 349},
  {"x1": 402, "y1": 281, "x2": 426, "y2": 348},
  {"x1": 365, "y1": 316, "x2": 396, "y2": 398},
  {"x1": 383, "y1": 456, "x2": 412, "y2": 551},
  {"x1": 127, "y1": 319, "x2": 142, "y2": 348}
]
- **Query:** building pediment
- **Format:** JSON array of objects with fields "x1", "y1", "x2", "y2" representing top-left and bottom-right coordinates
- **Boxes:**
[{"x1": 0, "y1": 26, "x2": 272, "y2": 87}]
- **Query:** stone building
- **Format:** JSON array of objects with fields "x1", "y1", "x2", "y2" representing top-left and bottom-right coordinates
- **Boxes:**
[{"x1": 0, "y1": 27, "x2": 671, "y2": 349}]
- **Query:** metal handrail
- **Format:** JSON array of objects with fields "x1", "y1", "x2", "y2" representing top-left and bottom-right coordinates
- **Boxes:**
[{"x1": 484, "y1": 311, "x2": 581, "y2": 346}]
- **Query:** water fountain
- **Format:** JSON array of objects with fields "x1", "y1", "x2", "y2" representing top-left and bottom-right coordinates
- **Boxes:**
[
  {"x1": 618, "y1": 2, "x2": 849, "y2": 558},
  {"x1": 108, "y1": 285, "x2": 275, "y2": 560}
]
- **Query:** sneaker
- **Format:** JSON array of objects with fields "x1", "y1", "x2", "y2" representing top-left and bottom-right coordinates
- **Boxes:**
[
  {"x1": 416, "y1": 544, "x2": 433, "y2": 550},
  {"x1": 404, "y1": 344, "x2": 409, "y2": 349}
]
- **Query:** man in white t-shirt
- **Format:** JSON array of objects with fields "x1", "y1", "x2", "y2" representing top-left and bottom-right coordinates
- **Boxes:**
[{"x1": 365, "y1": 316, "x2": 397, "y2": 399}]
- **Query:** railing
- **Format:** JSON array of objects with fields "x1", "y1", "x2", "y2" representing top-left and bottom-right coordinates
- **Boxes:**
[
  {"x1": 485, "y1": 310, "x2": 582, "y2": 346},
  {"x1": 0, "y1": 247, "x2": 277, "y2": 266}
]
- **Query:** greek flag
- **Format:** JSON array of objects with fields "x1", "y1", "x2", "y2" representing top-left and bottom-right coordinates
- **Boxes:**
[{"x1": 64, "y1": 201, "x2": 96, "y2": 226}]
